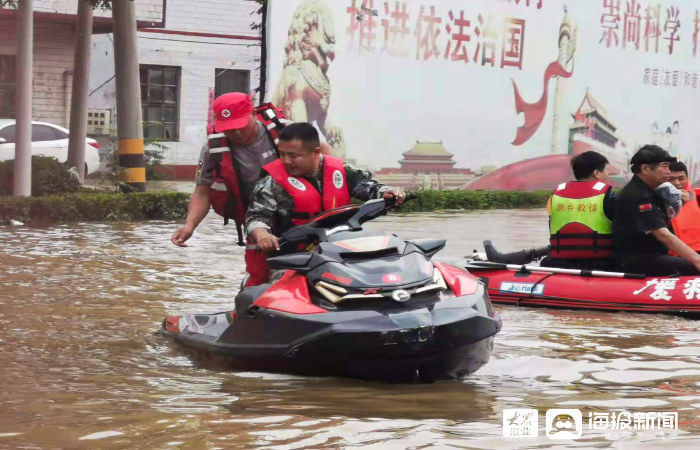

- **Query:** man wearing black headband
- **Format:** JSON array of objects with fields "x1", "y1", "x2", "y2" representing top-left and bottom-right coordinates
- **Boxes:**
[{"x1": 613, "y1": 145, "x2": 700, "y2": 275}]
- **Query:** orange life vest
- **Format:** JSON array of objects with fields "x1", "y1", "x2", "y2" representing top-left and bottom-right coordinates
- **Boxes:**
[
  {"x1": 671, "y1": 188, "x2": 700, "y2": 251},
  {"x1": 262, "y1": 156, "x2": 351, "y2": 227}
]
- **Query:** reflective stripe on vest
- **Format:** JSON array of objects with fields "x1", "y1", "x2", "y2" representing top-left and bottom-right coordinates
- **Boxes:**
[
  {"x1": 549, "y1": 180, "x2": 613, "y2": 259},
  {"x1": 254, "y1": 103, "x2": 286, "y2": 146},
  {"x1": 211, "y1": 181, "x2": 227, "y2": 192},
  {"x1": 671, "y1": 188, "x2": 700, "y2": 251},
  {"x1": 210, "y1": 151, "x2": 246, "y2": 224},
  {"x1": 263, "y1": 156, "x2": 351, "y2": 226}
]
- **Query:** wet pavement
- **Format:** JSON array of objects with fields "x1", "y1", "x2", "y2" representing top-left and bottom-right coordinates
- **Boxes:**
[{"x1": 0, "y1": 209, "x2": 698, "y2": 448}]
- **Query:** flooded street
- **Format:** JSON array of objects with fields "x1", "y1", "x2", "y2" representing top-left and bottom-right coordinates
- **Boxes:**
[{"x1": 0, "y1": 209, "x2": 698, "y2": 448}]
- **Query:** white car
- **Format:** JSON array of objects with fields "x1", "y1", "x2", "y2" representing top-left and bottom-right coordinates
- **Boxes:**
[{"x1": 0, "y1": 119, "x2": 101, "y2": 174}]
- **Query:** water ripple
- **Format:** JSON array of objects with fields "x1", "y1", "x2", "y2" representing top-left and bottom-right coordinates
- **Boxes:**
[{"x1": 0, "y1": 210, "x2": 698, "y2": 448}]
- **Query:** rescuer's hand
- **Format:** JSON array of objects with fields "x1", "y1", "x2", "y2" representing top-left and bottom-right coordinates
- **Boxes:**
[
  {"x1": 382, "y1": 187, "x2": 406, "y2": 205},
  {"x1": 171, "y1": 226, "x2": 194, "y2": 247},
  {"x1": 251, "y1": 228, "x2": 280, "y2": 253}
]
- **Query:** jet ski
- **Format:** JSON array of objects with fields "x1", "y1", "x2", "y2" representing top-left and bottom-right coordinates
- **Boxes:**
[{"x1": 161, "y1": 198, "x2": 502, "y2": 382}]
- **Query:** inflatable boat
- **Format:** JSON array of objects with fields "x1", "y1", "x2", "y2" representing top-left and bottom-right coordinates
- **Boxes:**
[{"x1": 463, "y1": 260, "x2": 700, "y2": 315}]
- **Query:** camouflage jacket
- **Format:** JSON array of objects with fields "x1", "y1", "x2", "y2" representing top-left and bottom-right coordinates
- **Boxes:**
[{"x1": 245, "y1": 156, "x2": 388, "y2": 236}]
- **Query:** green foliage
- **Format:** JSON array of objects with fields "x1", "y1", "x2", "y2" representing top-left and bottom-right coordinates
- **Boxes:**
[
  {"x1": 102, "y1": 137, "x2": 167, "y2": 190},
  {"x1": 397, "y1": 189, "x2": 551, "y2": 213},
  {"x1": 0, "y1": 191, "x2": 189, "y2": 225},
  {"x1": 0, "y1": 187, "x2": 550, "y2": 225},
  {"x1": 144, "y1": 139, "x2": 166, "y2": 181},
  {"x1": 0, "y1": 156, "x2": 81, "y2": 197}
]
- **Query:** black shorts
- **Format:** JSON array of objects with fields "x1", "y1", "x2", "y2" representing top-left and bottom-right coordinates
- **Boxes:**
[{"x1": 616, "y1": 254, "x2": 699, "y2": 276}]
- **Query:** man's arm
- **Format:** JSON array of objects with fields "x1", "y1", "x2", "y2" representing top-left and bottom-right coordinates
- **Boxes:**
[
  {"x1": 171, "y1": 145, "x2": 215, "y2": 246},
  {"x1": 245, "y1": 176, "x2": 282, "y2": 252},
  {"x1": 651, "y1": 228, "x2": 700, "y2": 271},
  {"x1": 172, "y1": 185, "x2": 211, "y2": 246},
  {"x1": 344, "y1": 162, "x2": 404, "y2": 203}
]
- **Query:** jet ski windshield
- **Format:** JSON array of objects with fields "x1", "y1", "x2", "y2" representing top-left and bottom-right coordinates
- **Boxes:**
[
  {"x1": 277, "y1": 199, "x2": 392, "y2": 251},
  {"x1": 307, "y1": 199, "x2": 389, "y2": 230}
]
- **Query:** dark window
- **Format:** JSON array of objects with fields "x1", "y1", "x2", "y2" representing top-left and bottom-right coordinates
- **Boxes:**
[
  {"x1": 140, "y1": 65, "x2": 180, "y2": 141},
  {"x1": 53, "y1": 127, "x2": 68, "y2": 140},
  {"x1": 0, "y1": 124, "x2": 15, "y2": 143},
  {"x1": 0, "y1": 55, "x2": 16, "y2": 118},
  {"x1": 215, "y1": 69, "x2": 250, "y2": 97},
  {"x1": 32, "y1": 124, "x2": 60, "y2": 142}
]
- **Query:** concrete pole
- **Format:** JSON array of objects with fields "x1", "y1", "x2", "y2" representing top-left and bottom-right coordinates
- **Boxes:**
[
  {"x1": 13, "y1": 0, "x2": 33, "y2": 196},
  {"x1": 112, "y1": 0, "x2": 145, "y2": 191},
  {"x1": 552, "y1": 8, "x2": 573, "y2": 155},
  {"x1": 551, "y1": 77, "x2": 564, "y2": 154},
  {"x1": 67, "y1": 0, "x2": 94, "y2": 183}
]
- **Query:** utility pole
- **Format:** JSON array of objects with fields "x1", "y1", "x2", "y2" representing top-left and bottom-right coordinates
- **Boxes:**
[
  {"x1": 14, "y1": 0, "x2": 33, "y2": 196},
  {"x1": 67, "y1": 0, "x2": 94, "y2": 183},
  {"x1": 551, "y1": 9, "x2": 572, "y2": 155},
  {"x1": 112, "y1": 0, "x2": 145, "y2": 191}
]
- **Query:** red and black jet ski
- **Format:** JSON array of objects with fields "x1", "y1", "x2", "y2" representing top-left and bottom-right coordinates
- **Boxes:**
[{"x1": 161, "y1": 198, "x2": 501, "y2": 382}]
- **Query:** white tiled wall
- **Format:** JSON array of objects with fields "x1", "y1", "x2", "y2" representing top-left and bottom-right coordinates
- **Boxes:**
[{"x1": 88, "y1": 0, "x2": 262, "y2": 165}]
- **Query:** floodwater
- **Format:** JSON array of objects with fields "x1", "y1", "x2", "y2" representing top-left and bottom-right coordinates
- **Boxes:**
[{"x1": 0, "y1": 209, "x2": 698, "y2": 448}]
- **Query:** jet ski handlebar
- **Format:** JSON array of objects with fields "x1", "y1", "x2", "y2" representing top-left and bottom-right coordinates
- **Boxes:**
[{"x1": 247, "y1": 194, "x2": 414, "y2": 252}]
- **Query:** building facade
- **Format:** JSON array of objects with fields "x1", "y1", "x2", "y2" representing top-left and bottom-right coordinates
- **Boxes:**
[
  {"x1": 568, "y1": 90, "x2": 628, "y2": 178},
  {"x1": 0, "y1": 0, "x2": 162, "y2": 125},
  {"x1": 375, "y1": 141, "x2": 476, "y2": 190},
  {"x1": 88, "y1": 0, "x2": 262, "y2": 178}
]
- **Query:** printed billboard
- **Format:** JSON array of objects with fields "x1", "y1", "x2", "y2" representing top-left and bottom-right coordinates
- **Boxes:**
[{"x1": 266, "y1": 0, "x2": 700, "y2": 189}]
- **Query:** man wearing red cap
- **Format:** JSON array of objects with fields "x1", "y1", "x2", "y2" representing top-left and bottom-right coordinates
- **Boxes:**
[
  {"x1": 171, "y1": 92, "x2": 285, "y2": 247},
  {"x1": 171, "y1": 93, "x2": 301, "y2": 288}
]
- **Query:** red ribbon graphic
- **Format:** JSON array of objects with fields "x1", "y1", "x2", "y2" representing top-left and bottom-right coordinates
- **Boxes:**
[{"x1": 512, "y1": 61, "x2": 573, "y2": 146}]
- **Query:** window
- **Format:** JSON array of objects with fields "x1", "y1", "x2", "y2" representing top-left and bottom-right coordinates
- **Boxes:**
[
  {"x1": 140, "y1": 65, "x2": 180, "y2": 141},
  {"x1": 52, "y1": 127, "x2": 69, "y2": 140},
  {"x1": 32, "y1": 125, "x2": 60, "y2": 142},
  {"x1": 215, "y1": 69, "x2": 250, "y2": 97},
  {"x1": 0, "y1": 55, "x2": 16, "y2": 118},
  {"x1": 0, "y1": 125, "x2": 15, "y2": 143}
]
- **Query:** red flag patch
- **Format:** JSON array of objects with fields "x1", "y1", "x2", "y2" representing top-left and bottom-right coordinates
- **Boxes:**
[{"x1": 638, "y1": 203, "x2": 652, "y2": 212}]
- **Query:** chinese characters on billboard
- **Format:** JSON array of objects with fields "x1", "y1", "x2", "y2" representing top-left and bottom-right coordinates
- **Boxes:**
[{"x1": 267, "y1": 0, "x2": 700, "y2": 190}]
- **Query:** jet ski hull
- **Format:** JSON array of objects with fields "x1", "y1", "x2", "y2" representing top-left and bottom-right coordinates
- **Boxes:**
[{"x1": 162, "y1": 289, "x2": 501, "y2": 382}]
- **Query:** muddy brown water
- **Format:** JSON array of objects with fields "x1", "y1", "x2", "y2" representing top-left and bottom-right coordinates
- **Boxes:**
[{"x1": 0, "y1": 209, "x2": 698, "y2": 448}]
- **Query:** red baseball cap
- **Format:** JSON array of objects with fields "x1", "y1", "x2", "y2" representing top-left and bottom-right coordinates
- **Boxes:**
[{"x1": 213, "y1": 92, "x2": 253, "y2": 132}]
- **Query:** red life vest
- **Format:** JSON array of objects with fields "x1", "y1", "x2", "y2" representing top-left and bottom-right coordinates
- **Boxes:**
[
  {"x1": 549, "y1": 180, "x2": 614, "y2": 259},
  {"x1": 262, "y1": 156, "x2": 351, "y2": 226},
  {"x1": 208, "y1": 103, "x2": 287, "y2": 244},
  {"x1": 671, "y1": 188, "x2": 700, "y2": 252}
]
